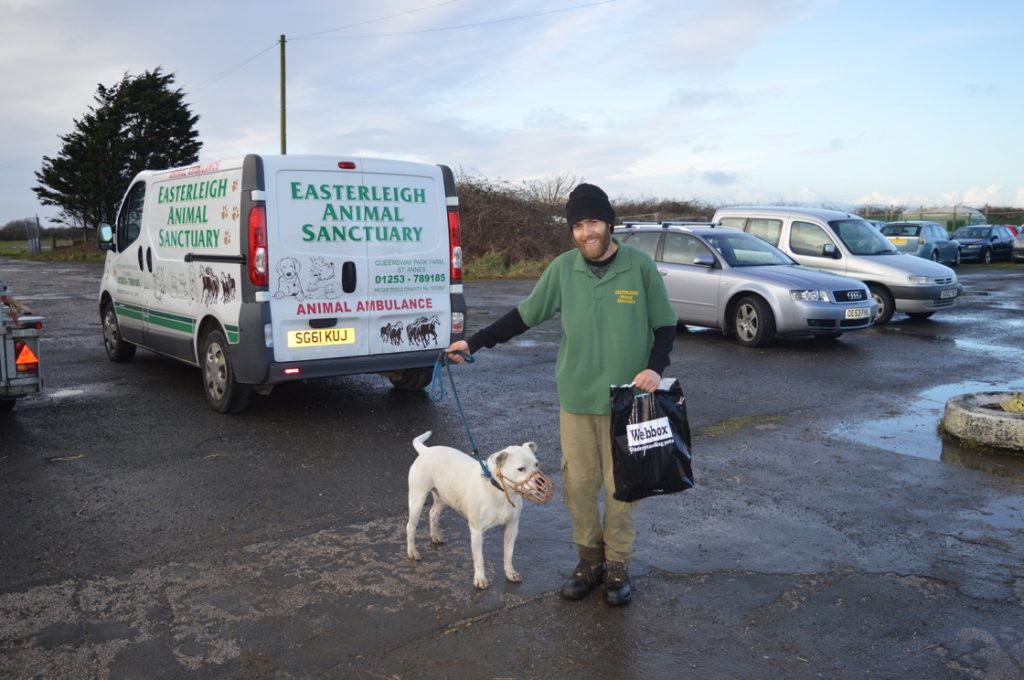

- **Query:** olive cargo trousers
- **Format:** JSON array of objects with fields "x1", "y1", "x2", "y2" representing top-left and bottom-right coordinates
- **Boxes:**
[{"x1": 559, "y1": 410, "x2": 636, "y2": 563}]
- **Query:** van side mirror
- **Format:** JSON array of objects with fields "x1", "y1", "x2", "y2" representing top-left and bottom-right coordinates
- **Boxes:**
[
  {"x1": 822, "y1": 243, "x2": 840, "y2": 259},
  {"x1": 98, "y1": 223, "x2": 114, "y2": 252}
]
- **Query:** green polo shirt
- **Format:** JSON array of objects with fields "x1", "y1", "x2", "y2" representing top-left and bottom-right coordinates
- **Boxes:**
[{"x1": 517, "y1": 240, "x2": 677, "y2": 415}]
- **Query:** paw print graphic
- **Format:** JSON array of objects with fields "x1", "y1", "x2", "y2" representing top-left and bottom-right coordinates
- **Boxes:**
[
  {"x1": 232, "y1": 206, "x2": 240, "y2": 220},
  {"x1": 232, "y1": 180, "x2": 239, "y2": 192},
  {"x1": 221, "y1": 206, "x2": 229, "y2": 220},
  {"x1": 223, "y1": 231, "x2": 231, "y2": 245}
]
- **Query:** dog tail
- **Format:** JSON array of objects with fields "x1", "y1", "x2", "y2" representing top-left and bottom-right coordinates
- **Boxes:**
[{"x1": 412, "y1": 431, "x2": 432, "y2": 456}]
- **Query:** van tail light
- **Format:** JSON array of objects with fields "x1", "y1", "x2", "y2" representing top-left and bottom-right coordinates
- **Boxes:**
[
  {"x1": 248, "y1": 205, "x2": 268, "y2": 286},
  {"x1": 448, "y1": 207, "x2": 463, "y2": 284},
  {"x1": 14, "y1": 340, "x2": 39, "y2": 374}
]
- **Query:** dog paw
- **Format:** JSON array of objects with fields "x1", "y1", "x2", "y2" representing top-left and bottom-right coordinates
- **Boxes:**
[
  {"x1": 430, "y1": 535, "x2": 444, "y2": 546},
  {"x1": 505, "y1": 570, "x2": 522, "y2": 583},
  {"x1": 474, "y1": 575, "x2": 489, "y2": 590},
  {"x1": 407, "y1": 549, "x2": 421, "y2": 561}
]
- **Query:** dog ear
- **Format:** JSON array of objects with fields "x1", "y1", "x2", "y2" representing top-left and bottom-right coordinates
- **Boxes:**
[
  {"x1": 493, "y1": 450, "x2": 509, "y2": 469},
  {"x1": 522, "y1": 442, "x2": 537, "y2": 454}
]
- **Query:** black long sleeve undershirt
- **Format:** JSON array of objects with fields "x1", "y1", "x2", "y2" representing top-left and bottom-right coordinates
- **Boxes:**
[{"x1": 468, "y1": 308, "x2": 676, "y2": 376}]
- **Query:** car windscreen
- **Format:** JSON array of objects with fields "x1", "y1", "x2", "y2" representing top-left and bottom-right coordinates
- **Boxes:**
[
  {"x1": 881, "y1": 224, "x2": 921, "y2": 237},
  {"x1": 703, "y1": 232, "x2": 795, "y2": 267},
  {"x1": 829, "y1": 219, "x2": 898, "y2": 255},
  {"x1": 953, "y1": 227, "x2": 990, "y2": 239}
]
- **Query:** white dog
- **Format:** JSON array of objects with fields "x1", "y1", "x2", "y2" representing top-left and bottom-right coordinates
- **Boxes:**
[{"x1": 406, "y1": 431, "x2": 552, "y2": 589}]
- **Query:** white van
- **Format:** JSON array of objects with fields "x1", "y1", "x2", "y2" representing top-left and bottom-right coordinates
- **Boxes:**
[
  {"x1": 712, "y1": 206, "x2": 961, "y2": 325},
  {"x1": 98, "y1": 155, "x2": 465, "y2": 412}
]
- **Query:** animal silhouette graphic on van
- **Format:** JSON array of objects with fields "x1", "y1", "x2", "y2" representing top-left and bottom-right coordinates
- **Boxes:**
[
  {"x1": 274, "y1": 257, "x2": 304, "y2": 300},
  {"x1": 304, "y1": 257, "x2": 342, "y2": 299},
  {"x1": 381, "y1": 321, "x2": 404, "y2": 346}
]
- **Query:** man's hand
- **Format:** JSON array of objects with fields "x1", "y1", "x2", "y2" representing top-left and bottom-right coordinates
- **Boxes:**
[
  {"x1": 445, "y1": 340, "x2": 470, "y2": 363},
  {"x1": 633, "y1": 369, "x2": 661, "y2": 393}
]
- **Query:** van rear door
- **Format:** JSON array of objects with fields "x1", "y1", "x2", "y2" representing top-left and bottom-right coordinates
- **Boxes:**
[{"x1": 264, "y1": 156, "x2": 453, "y2": 363}]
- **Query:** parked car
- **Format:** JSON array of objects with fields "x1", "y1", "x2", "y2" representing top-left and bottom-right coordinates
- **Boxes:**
[
  {"x1": 864, "y1": 219, "x2": 887, "y2": 231},
  {"x1": 712, "y1": 206, "x2": 960, "y2": 324},
  {"x1": 881, "y1": 221, "x2": 961, "y2": 266},
  {"x1": 1012, "y1": 230, "x2": 1024, "y2": 263},
  {"x1": 951, "y1": 225, "x2": 1016, "y2": 263},
  {"x1": 1003, "y1": 225, "x2": 1019, "y2": 237},
  {"x1": 617, "y1": 222, "x2": 876, "y2": 347}
]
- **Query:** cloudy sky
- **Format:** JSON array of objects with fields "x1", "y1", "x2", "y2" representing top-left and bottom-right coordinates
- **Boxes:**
[{"x1": 2, "y1": 0, "x2": 1021, "y2": 225}]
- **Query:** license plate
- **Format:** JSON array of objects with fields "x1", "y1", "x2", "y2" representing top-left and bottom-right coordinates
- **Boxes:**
[
  {"x1": 940, "y1": 288, "x2": 958, "y2": 299},
  {"x1": 891, "y1": 238, "x2": 907, "y2": 245},
  {"x1": 845, "y1": 307, "x2": 871, "y2": 320},
  {"x1": 287, "y1": 328, "x2": 355, "y2": 348}
]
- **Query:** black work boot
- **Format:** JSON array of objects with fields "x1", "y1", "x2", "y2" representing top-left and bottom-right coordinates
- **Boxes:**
[
  {"x1": 603, "y1": 560, "x2": 632, "y2": 606},
  {"x1": 560, "y1": 559, "x2": 605, "y2": 601}
]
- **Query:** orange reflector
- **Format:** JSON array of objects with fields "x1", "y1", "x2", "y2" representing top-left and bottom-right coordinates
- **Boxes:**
[{"x1": 15, "y1": 341, "x2": 39, "y2": 372}]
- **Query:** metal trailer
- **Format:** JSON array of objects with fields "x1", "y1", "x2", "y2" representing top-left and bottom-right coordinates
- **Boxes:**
[{"x1": 0, "y1": 280, "x2": 43, "y2": 412}]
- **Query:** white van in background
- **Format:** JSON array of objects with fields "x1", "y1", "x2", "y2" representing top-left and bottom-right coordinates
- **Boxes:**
[
  {"x1": 98, "y1": 155, "x2": 465, "y2": 412},
  {"x1": 712, "y1": 206, "x2": 961, "y2": 325}
]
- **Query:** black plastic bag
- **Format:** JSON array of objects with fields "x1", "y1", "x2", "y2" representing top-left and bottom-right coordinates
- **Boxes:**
[{"x1": 610, "y1": 379, "x2": 694, "y2": 502}]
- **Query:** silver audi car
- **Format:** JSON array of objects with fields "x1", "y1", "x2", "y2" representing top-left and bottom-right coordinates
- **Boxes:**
[{"x1": 618, "y1": 222, "x2": 877, "y2": 347}]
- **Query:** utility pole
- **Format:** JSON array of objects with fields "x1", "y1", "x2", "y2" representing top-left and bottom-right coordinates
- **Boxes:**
[{"x1": 280, "y1": 34, "x2": 287, "y2": 155}]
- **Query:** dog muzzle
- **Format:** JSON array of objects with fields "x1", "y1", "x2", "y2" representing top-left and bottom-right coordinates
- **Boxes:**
[{"x1": 507, "y1": 470, "x2": 555, "y2": 504}]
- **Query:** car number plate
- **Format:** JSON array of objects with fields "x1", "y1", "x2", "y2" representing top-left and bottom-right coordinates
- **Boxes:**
[
  {"x1": 845, "y1": 307, "x2": 871, "y2": 320},
  {"x1": 287, "y1": 328, "x2": 355, "y2": 348},
  {"x1": 940, "y1": 288, "x2": 958, "y2": 299},
  {"x1": 891, "y1": 238, "x2": 907, "y2": 245}
]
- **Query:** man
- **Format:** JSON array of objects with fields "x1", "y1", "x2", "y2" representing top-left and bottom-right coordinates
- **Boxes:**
[{"x1": 445, "y1": 183, "x2": 677, "y2": 606}]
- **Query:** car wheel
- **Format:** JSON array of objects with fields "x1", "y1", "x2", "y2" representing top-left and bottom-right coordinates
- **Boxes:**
[
  {"x1": 929, "y1": 250, "x2": 939, "y2": 262},
  {"x1": 388, "y1": 367, "x2": 434, "y2": 391},
  {"x1": 733, "y1": 295, "x2": 775, "y2": 348},
  {"x1": 953, "y1": 248, "x2": 961, "y2": 267},
  {"x1": 201, "y1": 328, "x2": 252, "y2": 413},
  {"x1": 907, "y1": 312, "x2": 934, "y2": 320},
  {"x1": 869, "y1": 285, "x2": 895, "y2": 325},
  {"x1": 982, "y1": 248, "x2": 992, "y2": 264},
  {"x1": 102, "y1": 301, "x2": 137, "y2": 362}
]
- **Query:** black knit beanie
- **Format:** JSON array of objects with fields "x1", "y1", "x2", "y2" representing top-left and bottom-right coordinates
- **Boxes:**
[{"x1": 565, "y1": 183, "x2": 615, "y2": 232}]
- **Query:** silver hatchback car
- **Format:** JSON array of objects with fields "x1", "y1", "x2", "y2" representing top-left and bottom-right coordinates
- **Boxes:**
[{"x1": 618, "y1": 223, "x2": 877, "y2": 347}]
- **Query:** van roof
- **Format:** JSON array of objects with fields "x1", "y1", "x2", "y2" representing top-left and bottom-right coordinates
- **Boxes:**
[{"x1": 713, "y1": 206, "x2": 863, "y2": 221}]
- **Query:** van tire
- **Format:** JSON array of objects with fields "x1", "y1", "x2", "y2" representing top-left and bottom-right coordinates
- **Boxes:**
[
  {"x1": 102, "y1": 301, "x2": 137, "y2": 362},
  {"x1": 868, "y1": 285, "x2": 895, "y2": 325},
  {"x1": 388, "y1": 367, "x2": 435, "y2": 391},
  {"x1": 201, "y1": 329, "x2": 252, "y2": 413},
  {"x1": 733, "y1": 295, "x2": 774, "y2": 348}
]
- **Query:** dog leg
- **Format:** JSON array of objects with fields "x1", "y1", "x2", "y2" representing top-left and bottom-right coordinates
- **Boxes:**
[
  {"x1": 406, "y1": 487, "x2": 431, "y2": 562},
  {"x1": 502, "y1": 520, "x2": 522, "y2": 583},
  {"x1": 469, "y1": 525, "x2": 488, "y2": 589},
  {"x1": 429, "y1": 490, "x2": 445, "y2": 545}
]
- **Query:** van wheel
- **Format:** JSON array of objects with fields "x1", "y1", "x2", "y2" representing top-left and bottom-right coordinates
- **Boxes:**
[
  {"x1": 201, "y1": 329, "x2": 252, "y2": 413},
  {"x1": 733, "y1": 296, "x2": 774, "y2": 348},
  {"x1": 102, "y1": 301, "x2": 136, "y2": 362},
  {"x1": 388, "y1": 367, "x2": 435, "y2": 391},
  {"x1": 869, "y1": 285, "x2": 895, "y2": 325}
]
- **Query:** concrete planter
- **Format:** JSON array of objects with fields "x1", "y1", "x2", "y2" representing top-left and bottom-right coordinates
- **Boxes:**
[{"x1": 942, "y1": 392, "x2": 1024, "y2": 453}]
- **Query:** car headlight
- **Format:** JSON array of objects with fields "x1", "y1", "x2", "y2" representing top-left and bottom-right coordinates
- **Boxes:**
[
  {"x1": 790, "y1": 289, "x2": 830, "y2": 302},
  {"x1": 908, "y1": 275, "x2": 931, "y2": 285}
]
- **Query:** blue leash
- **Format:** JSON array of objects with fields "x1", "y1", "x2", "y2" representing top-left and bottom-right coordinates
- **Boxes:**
[{"x1": 430, "y1": 351, "x2": 502, "y2": 490}]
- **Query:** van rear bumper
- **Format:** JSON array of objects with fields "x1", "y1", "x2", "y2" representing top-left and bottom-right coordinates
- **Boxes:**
[{"x1": 264, "y1": 349, "x2": 442, "y2": 383}]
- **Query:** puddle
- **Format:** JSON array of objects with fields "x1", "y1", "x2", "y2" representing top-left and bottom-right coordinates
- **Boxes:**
[{"x1": 831, "y1": 379, "x2": 1024, "y2": 484}]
